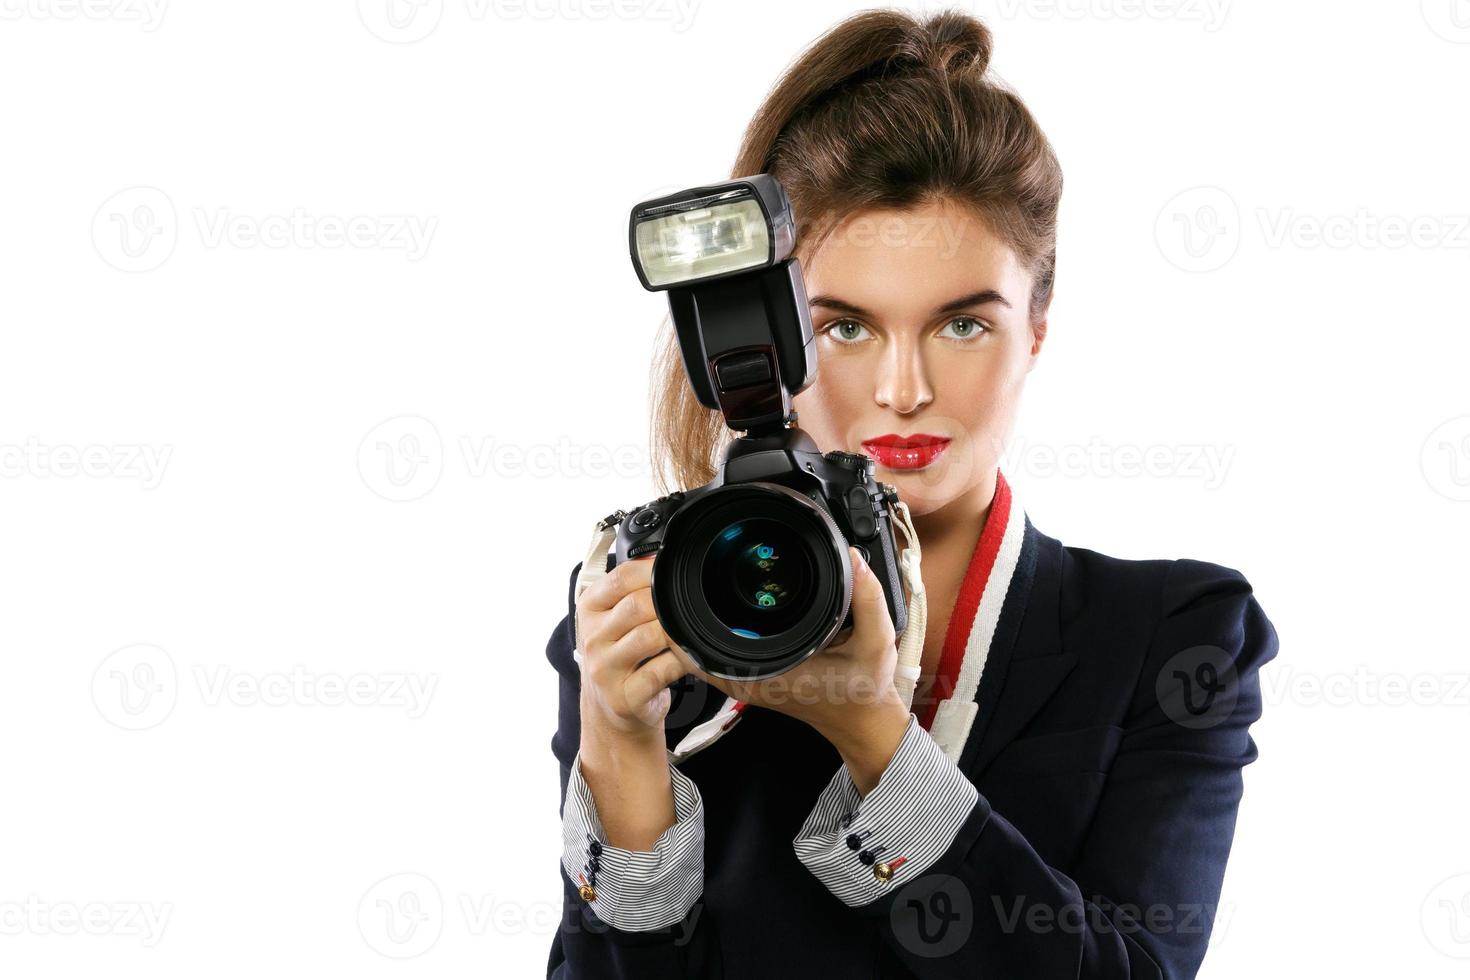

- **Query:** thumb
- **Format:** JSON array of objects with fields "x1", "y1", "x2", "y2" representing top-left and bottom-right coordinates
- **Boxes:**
[{"x1": 847, "y1": 546, "x2": 896, "y2": 647}]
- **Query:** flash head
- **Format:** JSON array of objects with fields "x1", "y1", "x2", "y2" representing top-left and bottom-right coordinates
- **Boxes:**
[{"x1": 629, "y1": 175, "x2": 796, "y2": 291}]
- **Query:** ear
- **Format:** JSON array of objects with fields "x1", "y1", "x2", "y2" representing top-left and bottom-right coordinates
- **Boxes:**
[{"x1": 1027, "y1": 317, "x2": 1048, "y2": 368}]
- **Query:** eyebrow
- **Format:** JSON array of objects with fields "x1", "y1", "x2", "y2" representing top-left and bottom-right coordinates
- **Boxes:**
[{"x1": 808, "y1": 289, "x2": 1013, "y2": 319}]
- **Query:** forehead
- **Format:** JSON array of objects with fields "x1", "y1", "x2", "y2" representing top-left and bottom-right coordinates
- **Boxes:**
[{"x1": 800, "y1": 199, "x2": 1027, "y2": 315}]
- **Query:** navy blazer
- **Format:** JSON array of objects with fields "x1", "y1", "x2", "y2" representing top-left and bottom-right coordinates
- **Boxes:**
[{"x1": 546, "y1": 513, "x2": 1279, "y2": 979}]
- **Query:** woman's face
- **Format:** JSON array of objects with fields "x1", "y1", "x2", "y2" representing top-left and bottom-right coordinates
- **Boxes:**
[{"x1": 792, "y1": 198, "x2": 1045, "y2": 518}]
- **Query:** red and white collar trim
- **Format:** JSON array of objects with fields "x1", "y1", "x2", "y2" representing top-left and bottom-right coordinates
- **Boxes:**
[{"x1": 921, "y1": 469, "x2": 1026, "y2": 761}]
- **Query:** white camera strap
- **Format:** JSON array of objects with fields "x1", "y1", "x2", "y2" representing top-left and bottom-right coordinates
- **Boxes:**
[
  {"x1": 887, "y1": 497, "x2": 927, "y2": 712},
  {"x1": 570, "y1": 502, "x2": 927, "y2": 763}
]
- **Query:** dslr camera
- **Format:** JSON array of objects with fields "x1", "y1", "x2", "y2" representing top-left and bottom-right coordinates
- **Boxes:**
[{"x1": 609, "y1": 174, "x2": 908, "y2": 681}]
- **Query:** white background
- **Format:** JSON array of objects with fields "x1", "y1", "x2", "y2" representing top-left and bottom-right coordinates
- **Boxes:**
[{"x1": 2, "y1": 0, "x2": 1467, "y2": 976}]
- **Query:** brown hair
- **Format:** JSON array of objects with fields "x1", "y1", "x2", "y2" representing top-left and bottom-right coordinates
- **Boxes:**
[{"x1": 649, "y1": 8, "x2": 1062, "y2": 493}]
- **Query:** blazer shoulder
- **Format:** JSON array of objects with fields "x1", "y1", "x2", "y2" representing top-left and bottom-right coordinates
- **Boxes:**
[
  {"x1": 1128, "y1": 552, "x2": 1279, "y2": 685},
  {"x1": 1055, "y1": 539, "x2": 1172, "y2": 626},
  {"x1": 1054, "y1": 540, "x2": 1279, "y2": 735},
  {"x1": 1058, "y1": 536, "x2": 1265, "y2": 617},
  {"x1": 1160, "y1": 555, "x2": 1262, "y2": 612},
  {"x1": 1056, "y1": 539, "x2": 1275, "y2": 665}
]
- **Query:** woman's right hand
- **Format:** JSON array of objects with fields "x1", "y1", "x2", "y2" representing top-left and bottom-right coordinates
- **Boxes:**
[{"x1": 575, "y1": 556, "x2": 695, "y2": 743}]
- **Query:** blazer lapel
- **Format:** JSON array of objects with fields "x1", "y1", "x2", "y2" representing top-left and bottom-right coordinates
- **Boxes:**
[{"x1": 957, "y1": 518, "x2": 1076, "y2": 777}]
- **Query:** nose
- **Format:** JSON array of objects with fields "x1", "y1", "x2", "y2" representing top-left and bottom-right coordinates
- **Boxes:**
[{"x1": 873, "y1": 334, "x2": 934, "y2": 415}]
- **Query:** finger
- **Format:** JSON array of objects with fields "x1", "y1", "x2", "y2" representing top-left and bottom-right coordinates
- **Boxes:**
[
  {"x1": 607, "y1": 618, "x2": 673, "y2": 670},
  {"x1": 664, "y1": 642, "x2": 710, "y2": 684},
  {"x1": 583, "y1": 616, "x2": 666, "y2": 693},
  {"x1": 579, "y1": 556, "x2": 653, "y2": 613},
  {"x1": 624, "y1": 647, "x2": 692, "y2": 711},
  {"x1": 846, "y1": 546, "x2": 896, "y2": 648},
  {"x1": 596, "y1": 587, "x2": 657, "y2": 647}
]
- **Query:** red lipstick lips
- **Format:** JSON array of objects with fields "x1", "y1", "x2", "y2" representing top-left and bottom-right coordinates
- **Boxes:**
[{"x1": 860, "y1": 433, "x2": 952, "y2": 471}]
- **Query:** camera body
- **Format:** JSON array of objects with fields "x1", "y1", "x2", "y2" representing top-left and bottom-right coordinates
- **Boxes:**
[{"x1": 613, "y1": 427, "x2": 907, "y2": 680}]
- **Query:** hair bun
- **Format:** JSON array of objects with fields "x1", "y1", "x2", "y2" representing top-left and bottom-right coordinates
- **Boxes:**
[{"x1": 895, "y1": 11, "x2": 993, "y2": 77}]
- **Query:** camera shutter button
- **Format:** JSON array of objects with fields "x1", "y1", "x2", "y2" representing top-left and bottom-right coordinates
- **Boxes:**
[{"x1": 632, "y1": 507, "x2": 661, "y2": 530}]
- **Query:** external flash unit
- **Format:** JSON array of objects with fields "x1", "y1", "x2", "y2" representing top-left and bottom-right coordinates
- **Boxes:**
[{"x1": 628, "y1": 175, "x2": 816, "y2": 434}]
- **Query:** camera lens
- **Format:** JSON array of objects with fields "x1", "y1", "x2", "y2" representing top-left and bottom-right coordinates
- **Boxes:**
[
  {"x1": 649, "y1": 483, "x2": 853, "y2": 680},
  {"x1": 702, "y1": 518, "x2": 813, "y2": 638}
]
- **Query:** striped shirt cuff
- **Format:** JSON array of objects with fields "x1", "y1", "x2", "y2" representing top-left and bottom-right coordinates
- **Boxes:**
[
  {"x1": 560, "y1": 748, "x2": 704, "y2": 932},
  {"x1": 792, "y1": 712, "x2": 979, "y2": 907}
]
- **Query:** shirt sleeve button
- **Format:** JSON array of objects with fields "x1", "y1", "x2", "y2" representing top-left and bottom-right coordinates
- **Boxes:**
[{"x1": 873, "y1": 856, "x2": 907, "y2": 882}]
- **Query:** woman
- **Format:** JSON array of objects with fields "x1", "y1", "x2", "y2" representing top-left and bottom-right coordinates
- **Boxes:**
[{"x1": 547, "y1": 10, "x2": 1278, "y2": 978}]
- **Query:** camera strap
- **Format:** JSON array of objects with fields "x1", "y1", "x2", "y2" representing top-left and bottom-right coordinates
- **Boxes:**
[
  {"x1": 570, "y1": 502, "x2": 930, "y2": 766},
  {"x1": 887, "y1": 498, "x2": 927, "y2": 713}
]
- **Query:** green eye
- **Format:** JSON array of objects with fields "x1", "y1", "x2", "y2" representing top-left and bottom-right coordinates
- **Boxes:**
[
  {"x1": 938, "y1": 316, "x2": 988, "y2": 341},
  {"x1": 825, "y1": 319, "x2": 871, "y2": 344}
]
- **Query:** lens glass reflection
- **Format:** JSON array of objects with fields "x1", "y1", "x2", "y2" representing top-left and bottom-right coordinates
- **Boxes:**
[{"x1": 702, "y1": 518, "x2": 813, "y2": 639}]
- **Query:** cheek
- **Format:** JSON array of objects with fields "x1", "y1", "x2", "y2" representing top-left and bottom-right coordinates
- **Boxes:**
[
  {"x1": 932, "y1": 354, "x2": 1011, "y2": 418},
  {"x1": 931, "y1": 347, "x2": 1031, "y2": 455},
  {"x1": 791, "y1": 389, "x2": 838, "y2": 447},
  {"x1": 793, "y1": 361, "x2": 868, "y2": 440}
]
